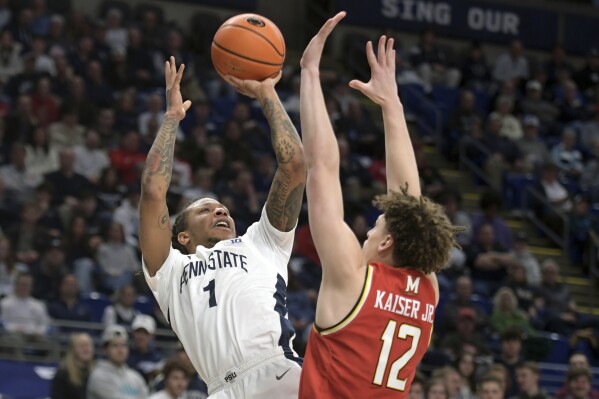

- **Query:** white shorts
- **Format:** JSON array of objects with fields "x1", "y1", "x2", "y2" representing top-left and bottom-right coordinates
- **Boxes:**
[{"x1": 207, "y1": 350, "x2": 301, "y2": 399}]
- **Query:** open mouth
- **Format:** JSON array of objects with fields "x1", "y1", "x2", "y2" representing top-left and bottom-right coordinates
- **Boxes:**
[{"x1": 213, "y1": 220, "x2": 231, "y2": 230}]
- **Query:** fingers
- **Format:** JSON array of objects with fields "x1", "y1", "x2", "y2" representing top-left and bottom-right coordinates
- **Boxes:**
[
  {"x1": 365, "y1": 41, "x2": 377, "y2": 69},
  {"x1": 319, "y1": 11, "x2": 346, "y2": 39},
  {"x1": 165, "y1": 60, "x2": 172, "y2": 87},
  {"x1": 175, "y1": 63, "x2": 186, "y2": 86},
  {"x1": 170, "y1": 56, "x2": 176, "y2": 78},
  {"x1": 271, "y1": 70, "x2": 282, "y2": 85},
  {"x1": 348, "y1": 79, "x2": 367, "y2": 94},
  {"x1": 377, "y1": 35, "x2": 386, "y2": 67},
  {"x1": 386, "y1": 38, "x2": 395, "y2": 67},
  {"x1": 183, "y1": 100, "x2": 192, "y2": 112}
]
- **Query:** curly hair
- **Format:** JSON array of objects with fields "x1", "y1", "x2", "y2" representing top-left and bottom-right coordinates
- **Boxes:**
[{"x1": 373, "y1": 186, "x2": 463, "y2": 274}]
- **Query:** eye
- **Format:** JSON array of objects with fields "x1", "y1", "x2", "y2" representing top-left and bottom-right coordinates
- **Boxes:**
[{"x1": 200, "y1": 208, "x2": 209, "y2": 213}]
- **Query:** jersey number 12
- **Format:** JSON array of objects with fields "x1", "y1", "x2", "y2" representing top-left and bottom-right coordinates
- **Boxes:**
[
  {"x1": 203, "y1": 279, "x2": 217, "y2": 307},
  {"x1": 372, "y1": 320, "x2": 421, "y2": 391}
]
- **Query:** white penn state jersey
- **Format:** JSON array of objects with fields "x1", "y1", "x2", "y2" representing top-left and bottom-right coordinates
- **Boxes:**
[{"x1": 142, "y1": 206, "x2": 301, "y2": 382}]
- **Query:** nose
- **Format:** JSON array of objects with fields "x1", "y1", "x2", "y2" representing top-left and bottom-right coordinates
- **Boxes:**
[{"x1": 215, "y1": 207, "x2": 229, "y2": 217}]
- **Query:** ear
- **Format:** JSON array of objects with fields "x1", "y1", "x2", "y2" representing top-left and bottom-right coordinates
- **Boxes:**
[
  {"x1": 177, "y1": 231, "x2": 190, "y2": 246},
  {"x1": 378, "y1": 234, "x2": 394, "y2": 256}
]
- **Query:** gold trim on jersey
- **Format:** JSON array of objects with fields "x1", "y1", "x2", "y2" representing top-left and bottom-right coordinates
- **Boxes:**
[{"x1": 318, "y1": 264, "x2": 374, "y2": 335}]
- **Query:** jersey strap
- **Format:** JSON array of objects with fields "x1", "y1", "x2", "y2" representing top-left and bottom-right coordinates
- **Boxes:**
[{"x1": 316, "y1": 265, "x2": 374, "y2": 335}]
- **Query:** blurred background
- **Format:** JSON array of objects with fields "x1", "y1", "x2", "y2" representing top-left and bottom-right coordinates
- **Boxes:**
[{"x1": 0, "y1": 0, "x2": 598, "y2": 397}]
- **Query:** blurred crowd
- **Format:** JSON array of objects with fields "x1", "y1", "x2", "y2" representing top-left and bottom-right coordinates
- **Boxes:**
[{"x1": 0, "y1": 0, "x2": 597, "y2": 398}]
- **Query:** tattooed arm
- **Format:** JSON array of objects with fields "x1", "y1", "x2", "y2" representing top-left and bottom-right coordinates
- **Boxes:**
[
  {"x1": 225, "y1": 74, "x2": 306, "y2": 232},
  {"x1": 139, "y1": 57, "x2": 191, "y2": 276}
]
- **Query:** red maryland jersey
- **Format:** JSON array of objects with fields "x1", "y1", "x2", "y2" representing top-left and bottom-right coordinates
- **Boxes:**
[{"x1": 299, "y1": 263, "x2": 436, "y2": 398}]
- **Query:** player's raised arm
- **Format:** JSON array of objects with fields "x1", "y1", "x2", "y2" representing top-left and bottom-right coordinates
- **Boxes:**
[
  {"x1": 349, "y1": 37, "x2": 421, "y2": 197},
  {"x1": 139, "y1": 57, "x2": 191, "y2": 276},
  {"x1": 225, "y1": 74, "x2": 306, "y2": 231},
  {"x1": 300, "y1": 12, "x2": 363, "y2": 284}
]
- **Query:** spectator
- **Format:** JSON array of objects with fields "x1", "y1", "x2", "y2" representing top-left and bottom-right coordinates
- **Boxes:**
[
  {"x1": 85, "y1": 60, "x2": 113, "y2": 107},
  {"x1": 477, "y1": 376, "x2": 505, "y2": 399},
  {"x1": 104, "y1": 9, "x2": 128, "y2": 51},
  {"x1": 510, "y1": 232, "x2": 541, "y2": 287},
  {"x1": 556, "y1": 353, "x2": 599, "y2": 399},
  {"x1": 552, "y1": 127, "x2": 584, "y2": 180},
  {"x1": 30, "y1": 76, "x2": 59, "y2": 127},
  {"x1": 0, "y1": 272, "x2": 55, "y2": 360},
  {"x1": 467, "y1": 223, "x2": 516, "y2": 294},
  {"x1": 575, "y1": 48, "x2": 599, "y2": 94},
  {"x1": 50, "y1": 332, "x2": 95, "y2": 399},
  {"x1": 102, "y1": 284, "x2": 140, "y2": 327},
  {"x1": 493, "y1": 40, "x2": 529, "y2": 84},
  {"x1": 437, "y1": 189, "x2": 472, "y2": 247},
  {"x1": 537, "y1": 259, "x2": 575, "y2": 316},
  {"x1": 48, "y1": 105, "x2": 86, "y2": 150},
  {"x1": 426, "y1": 378, "x2": 449, "y2": 399},
  {"x1": 0, "y1": 235, "x2": 27, "y2": 298},
  {"x1": 504, "y1": 262, "x2": 536, "y2": 313},
  {"x1": 112, "y1": 183, "x2": 140, "y2": 248},
  {"x1": 147, "y1": 359, "x2": 190, "y2": 399},
  {"x1": 73, "y1": 129, "x2": 110, "y2": 184},
  {"x1": 109, "y1": 131, "x2": 146, "y2": 184},
  {"x1": 95, "y1": 107, "x2": 118, "y2": 148},
  {"x1": 96, "y1": 222, "x2": 139, "y2": 292},
  {"x1": 517, "y1": 115, "x2": 551, "y2": 173},
  {"x1": 0, "y1": 143, "x2": 42, "y2": 202},
  {"x1": 569, "y1": 195, "x2": 598, "y2": 270},
  {"x1": 87, "y1": 325, "x2": 148, "y2": 399},
  {"x1": 441, "y1": 307, "x2": 488, "y2": 358},
  {"x1": 32, "y1": 237, "x2": 68, "y2": 302},
  {"x1": 128, "y1": 314, "x2": 163, "y2": 382},
  {"x1": 558, "y1": 80, "x2": 587, "y2": 123},
  {"x1": 512, "y1": 362, "x2": 550, "y2": 399},
  {"x1": 24, "y1": 127, "x2": 59, "y2": 182},
  {"x1": 96, "y1": 167, "x2": 125, "y2": 214},
  {"x1": 442, "y1": 275, "x2": 487, "y2": 332},
  {"x1": 218, "y1": 169, "x2": 260, "y2": 235},
  {"x1": 6, "y1": 201, "x2": 48, "y2": 265},
  {"x1": 491, "y1": 288, "x2": 534, "y2": 336},
  {"x1": 44, "y1": 147, "x2": 93, "y2": 206},
  {"x1": 152, "y1": 343, "x2": 208, "y2": 399},
  {"x1": 408, "y1": 374, "x2": 426, "y2": 399},
  {"x1": 563, "y1": 368, "x2": 594, "y2": 399},
  {"x1": 460, "y1": 41, "x2": 491, "y2": 90},
  {"x1": 0, "y1": 30, "x2": 23, "y2": 84},
  {"x1": 491, "y1": 96, "x2": 523, "y2": 141},
  {"x1": 485, "y1": 363, "x2": 512, "y2": 396},
  {"x1": 409, "y1": 29, "x2": 460, "y2": 92},
  {"x1": 536, "y1": 162, "x2": 572, "y2": 218},
  {"x1": 581, "y1": 105, "x2": 599, "y2": 150},
  {"x1": 545, "y1": 44, "x2": 574, "y2": 88},
  {"x1": 47, "y1": 273, "x2": 92, "y2": 323},
  {"x1": 126, "y1": 26, "x2": 156, "y2": 89},
  {"x1": 520, "y1": 80, "x2": 560, "y2": 128},
  {"x1": 431, "y1": 367, "x2": 463, "y2": 399},
  {"x1": 480, "y1": 115, "x2": 522, "y2": 191},
  {"x1": 67, "y1": 75, "x2": 97, "y2": 127},
  {"x1": 455, "y1": 352, "x2": 477, "y2": 398},
  {"x1": 582, "y1": 139, "x2": 599, "y2": 202}
]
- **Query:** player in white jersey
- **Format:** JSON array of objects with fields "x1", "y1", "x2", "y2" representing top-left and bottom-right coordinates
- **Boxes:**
[{"x1": 139, "y1": 57, "x2": 306, "y2": 398}]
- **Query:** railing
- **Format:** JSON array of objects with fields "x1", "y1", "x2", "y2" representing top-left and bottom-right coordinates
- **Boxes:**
[
  {"x1": 589, "y1": 230, "x2": 599, "y2": 280},
  {"x1": 458, "y1": 136, "x2": 493, "y2": 187},
  {"x1": 398, "y1": 84, "x2": 443, "y2": 147},
  {"x1": 0, "y1": 320, "x2": 178, "y2": 363},
  {"x1": 522, "y1": 186, "x2": 570, "y2": 256}
]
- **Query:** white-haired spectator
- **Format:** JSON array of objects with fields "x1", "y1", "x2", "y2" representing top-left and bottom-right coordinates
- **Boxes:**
[
  {"x1": 493, "y1": 40, "x2": 529, "y2": 84},
  {"x1": 104, "y1": 8, "x2": 128, "y2": 51},
  {"x1": 73, "y1": 129, "x2": 110, "y2": 183},
  {"x1": 551, "y1": 127, "x2": 583, "y2": 179}
]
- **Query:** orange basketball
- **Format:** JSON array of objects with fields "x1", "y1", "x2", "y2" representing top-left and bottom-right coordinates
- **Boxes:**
[{"x1": 211, "y1": 13, "x2": 285, "y2": 81}]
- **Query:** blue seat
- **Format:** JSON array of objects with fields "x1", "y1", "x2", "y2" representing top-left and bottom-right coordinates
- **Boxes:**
[
  {"x1": 81, "y1": 293, "x2": 112, "y2": 323},
  {"x1": 431, "y1": 85, "x2": 459, "y2": 125},
  {"x1": 134, "y1": 295, "x2": 155, "y2": 315},
  {"x1": 502, "y1": 173, "x2": 537, "y2": 210}
]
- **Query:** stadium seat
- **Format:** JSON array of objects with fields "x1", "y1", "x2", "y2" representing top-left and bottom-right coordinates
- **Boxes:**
[
  {"x1": 81, "y1": 292, "x2": 112, "y2": 323},
  {"x1": 502, "y1": 173, "x2": 537, "y2": 210},
  {"x1": 134, "y1": 295, "x2": 155, "y2": 315}
]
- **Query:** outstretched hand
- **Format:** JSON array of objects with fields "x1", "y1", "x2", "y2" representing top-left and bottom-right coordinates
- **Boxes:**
[
  {"x1": 165, "y1": 56, "x2": 192, "y2": 120},
  {"x1": 300, "y1": 11, "x2": 346, "y2": 70},
  {"x1": 223, "y1": 71, "x2": 282, "y2": 101},
  {"x1": 349, "y1": 36, "x2": 400, "y2": 106}
]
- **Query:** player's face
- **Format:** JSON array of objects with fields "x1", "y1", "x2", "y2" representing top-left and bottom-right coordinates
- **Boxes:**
[
  {"x1": 362, "y1": 215, "x2": 392, "y2": 263},
  {"x1": 185, "y1": 198, "x2": 236, "y2": 248},
  {"x1": 165, "y1": 369, "x2": 189, "y2": 396}
]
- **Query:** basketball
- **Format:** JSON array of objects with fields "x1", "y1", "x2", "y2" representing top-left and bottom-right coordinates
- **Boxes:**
[{"x1": 211, "y1": 13, "x2": 285, "y2": 81}]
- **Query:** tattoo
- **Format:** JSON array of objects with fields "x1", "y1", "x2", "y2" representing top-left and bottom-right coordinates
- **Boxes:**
[
  {"x1": 142, "y1": 115, "x2": 179, "y2": 187},
  {"x1": 158, "y1": 206, "x2": 170, "y2": 230},
  {"x1": 261, "y1": 95, "x2": 306, "y2": 231}
]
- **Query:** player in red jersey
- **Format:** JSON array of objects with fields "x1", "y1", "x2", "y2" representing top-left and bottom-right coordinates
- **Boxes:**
[{"x1": 298, "y1": 12, "x2": 462, "y2": 398}]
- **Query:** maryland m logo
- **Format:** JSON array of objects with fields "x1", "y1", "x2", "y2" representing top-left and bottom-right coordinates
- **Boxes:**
[{"x1": 405, "y1": 275, "x2": 420, "y2": 295}]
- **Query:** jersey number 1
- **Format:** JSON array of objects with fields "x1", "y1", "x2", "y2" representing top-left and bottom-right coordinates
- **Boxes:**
[
  {"x1": 203, "y1": 279, "x2": 217, "y2": 307},
  {"x1": 373, "y1": 320, "x2": 421, "y2": 391}
]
